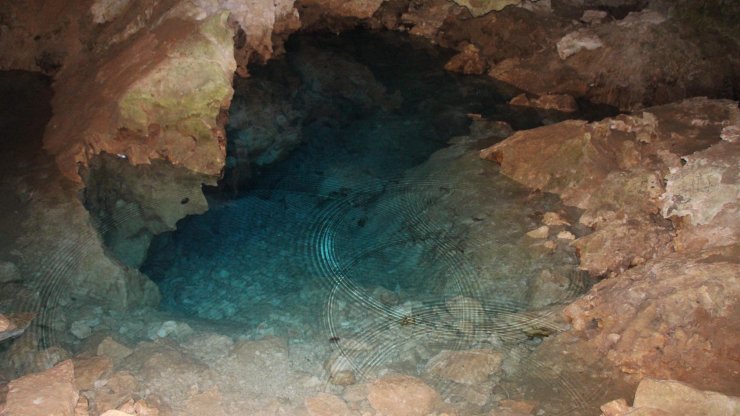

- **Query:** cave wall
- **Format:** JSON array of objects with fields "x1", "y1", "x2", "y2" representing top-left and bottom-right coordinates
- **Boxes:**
[{"x1": 0, "y1": 0, "x2": 737, "y2": 363}]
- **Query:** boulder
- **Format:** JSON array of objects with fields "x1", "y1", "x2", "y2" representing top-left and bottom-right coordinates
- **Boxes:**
[
  {"x1": 632, "y1": 379, "x2": 740, "y2": 416},
  {"x1": 451, "y1": 0, "x2": 521, "y2": 17},
  {"x1": 562, "y1": 246, "x2": 740, "y2": 392},
  {"x1": 367, "y1": 374, "x2": 440, "y2": 416},
  {"x1": 445, "y1": 44, "x2": 487, "y2": 75},
  {"x1": 425, "y1": 349, "x2": 503, "y2": 385},
  {"x1": 4, "y1": 360, "x2": 79, "y2": 416},
  {"x1": 662, "y1": 135, "x2": 740, "y2": 252},
  {"x1": 556, "y1": 29, "x2": 604, "y2": 60},
  {"x1": 481, "y1": 98, "x2": 739, "y2": 277},
  {"x1": 72, "y1": 355, "x2": 113, "y2": 391},
  {"x1": 601, "y1": 379, "x2": 740, "y2": 416},
  {"x1": 304, "y1": 393, "x2": 351, "y2": 416}
]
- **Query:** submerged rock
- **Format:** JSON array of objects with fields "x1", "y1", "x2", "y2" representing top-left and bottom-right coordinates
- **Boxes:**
[
  {"x1": 425, "y1": 349, "x2": 503, "y2": 385},
  {"x1": 304, "y1": 392, "x2": 351, "y2": 416},
  {"x1": 367, "y1": 374, "x2": 440, "y2": 416}
]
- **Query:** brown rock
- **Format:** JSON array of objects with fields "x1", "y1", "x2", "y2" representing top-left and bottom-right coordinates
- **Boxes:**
[
  {"x1": 75, "y1": 396, "x2": 90, "y2": 416},
  {"x1": 499, "y1": 399, "x2": 537, "y2": 414},
  {"x1": 0, "y1": 314, "x2": 10, "y2": 332},
  {"x1": 305, "y1": 393, "x2": 351, "y2": 416},
  {"x1": 100, "y1": 411, "x2": 134, "y2": 416},
  {"x1": 581, "y1": 10, "x2": 608, "y2": 25},
  {"x1": 481, "y1": 98, "x2": 740, "y2": 277},
  {"x1": 662, "y1": 137, "x2": 739, "y2": 252},
  {"x1": 556, "y1": 29, "x2": 604, "y2": 60},
  {"x1": 445, "y1": 295, "x2": 486, "y2": 324},
  {"x1": 400, "y1": 0, "x2": 455, "y2": 39},
  {"x1": 562, "y1": 247, "x2": 740, "y2": 392},
  {"x1": 425, "y1": 349, "x2": 503, "y2": 385},
  {"x1": 4, "y1": 360, "x2": 79, "y2": 416},
  {"x1": 526, "y1": 226, "x2": 549, "y2": 239},
  {"x1": 531, "y1": 94, "x2": 578, "y2": 113},
  {"x1": 632, "y1": 379, "x2": 740, "y2": 416},
  {"x1": 92, "y1": 371, "x2": 138, "y2": 413},
  {"x1": 367, "y1": 374, "x2": 439, "y2": 416},
  {"x1": 510, "y1": 94, "x2": 578, "y2": 113},
  {"x1": 97, "y1": 337, "x2": 134, "y2": 364},
  {"x1": 445, "y1": 44, "x2": 486, "y2": 75},
  {"x1": 600, "y1": 398, "x2": 631, "y2": 416},
  {"x1": 73, "y1": 355, "x2": 113, "y2": 391},
  {"x1": 184, "y1": 388, "x2": 227, "y2": 416},
  {"x1": 527, "y1": 269, "x2": 571, "y2": 308},
  {"x1": 571, "y1": 220, "x2": 673, "y2": 277}
]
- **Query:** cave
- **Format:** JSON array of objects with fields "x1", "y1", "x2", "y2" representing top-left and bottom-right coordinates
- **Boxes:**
[{"x1": 0, "y1": 1, "x2": 739, "y2": 416}]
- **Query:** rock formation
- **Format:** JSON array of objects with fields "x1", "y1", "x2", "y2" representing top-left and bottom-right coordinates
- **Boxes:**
[
  {"x1": 0, "y1": 0, "x2": 738, "y2": 414},
  {"x1": 481, "y1": 97, "x2": 740, "y2": 394}
]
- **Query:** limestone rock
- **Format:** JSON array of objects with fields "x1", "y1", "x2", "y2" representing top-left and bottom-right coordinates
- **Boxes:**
[
  {"x1": 73, "y1": 355, "x2": 113, "y2": 391},
  {"x1": 600, "y1": 398, "x2": 632, "y2": 416},
  {"x1": 527, "y1": 269, "x2": 571, "y2": 308},
  {"x1": 487, "y1": 11, "x2": 736, "y2": 110},
  {"x1": 184, "y1": 388, "x2": 227, "y2": 416},
  {"x1": 632, "y1": 379, "x2": 740, "y2": 416},
  {"x1": 510, "y1": 94, "x2": 579, "y2": 113},
  {"x1": 305, "y1": 393, "x2": 351, "y2": 416},
  {"x1": 557, "y1": 29, "x2": 604, "y2": 60},
  {"x1": 452, "y1": 0, "x2": 521, "y2": 17},
  {"x1": 571, "y1": 220, "x2": 673, "y2": 276},
  {"x1": 526, "y1": 226, "x2": 549, "y2": 239},
  {"x1": 367, "y1": 374, "x2": 440, "y2": 416},
  {"x1": 401, "y1": 0, "x2": 456, "y2": 39},
  {"x1": 445, "y1": 295, "x2": 486, "y2": 324},
  {"x1": 581, "y1": 10, "x2": 608, "y2": 25},
  {"x1": 45, "y1": 11, "x2": 236, "y2": 182},
  {"x1": 4, "y1": 360, "x2": 79, "y2": 416},
  {"x1": 562, "y1": 246, "x2": 740, "y2": 391},
  {"x1": 482, "y1": 98, "x2": 739, "y2": 276},
  {"x1": 301, "y1": 0, "x2": 384, "y2": 19},
  {"x1": 556, "y1": 231, "x2": 575, "y2": 240},
  {"x1": 92, "y1": 371, "x2": 138, "y2": 413},
  {"x1": 425, "y1": 349, "x2": 503, "y2": 385},
  {"x1": 100, "y1": 410, "x2": 135, "y2": 416},
  {"x1": 602, "y1": 379, "x2": 740, "y2": 416},
  {"x1": 662, "y1": 139, "x2": 739, "y2": 226},
  {"x1": 543, "y1": 212, "x2": 570, "y2": 226},
  {"x1": 0, "y1": 261, "x2": 20, "y2": 283},
  {"x1": 91, "y1": 0, "x2": 132, "y2": 24},
  {"x1": 445, "y1": 44, "x2": 486, "y2": 75},
  {"x1": 97, "y1": 337, "x2": 134, "y2": 364}
]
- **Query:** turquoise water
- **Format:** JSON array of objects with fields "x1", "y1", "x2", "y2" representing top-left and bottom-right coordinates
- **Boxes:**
[
  {"x1": 140, "y1": 30, "x2": 596, "y2": 363},
  {"x1": 142, "y1": 31, "x2": 551, "y2": 331}
]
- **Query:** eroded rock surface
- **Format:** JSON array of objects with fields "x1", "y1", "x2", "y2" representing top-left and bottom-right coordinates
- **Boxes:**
[
  {"x1": 483, "y1": 97, "x2": 740, "y2": 395},
  {"x1": 602, "y1": 378, "x2": 740, "y2": 416},
  {"x1": 367, "y1": 374, "x2": 440, "y2": 416},
  {"x1": 4, "y1": 360, "x2": 79, "y2": 416},
  {"x1": 482, "y1": 97, "x2": 739, "y2": 277}
]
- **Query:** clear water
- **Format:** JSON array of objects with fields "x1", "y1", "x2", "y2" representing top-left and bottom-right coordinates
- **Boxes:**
[
  {"x1": 139, "y1": 31, "x2": 605, "y2": 413},
  {"x1": 143, "y1": 31, "x2": 548, "y2": 328}
]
